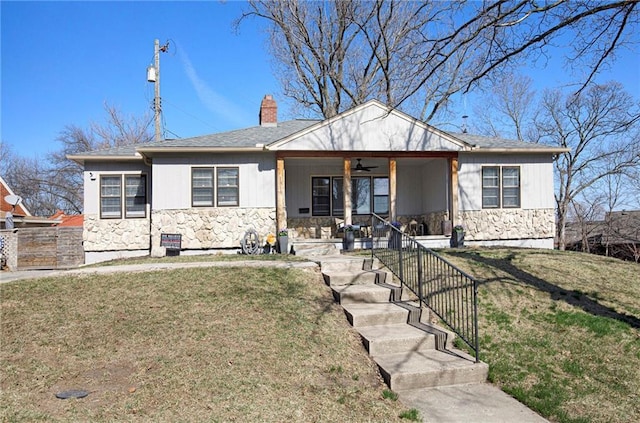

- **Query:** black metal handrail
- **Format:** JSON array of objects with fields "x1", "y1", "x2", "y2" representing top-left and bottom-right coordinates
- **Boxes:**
[{"x1": 370, "y1": 213, "x2": 479, "y2": 362}]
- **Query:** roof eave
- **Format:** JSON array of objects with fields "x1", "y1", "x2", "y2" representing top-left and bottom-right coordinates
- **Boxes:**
[
  {"x1": 66, "y1": 154, "x2": 144, "y2": 165},
  {"x1": 136, "y1": 146, "x2": 268, "y2": 154},
  {"x1": 466, "y1": 147, "x2": 570, "y2": 154}
]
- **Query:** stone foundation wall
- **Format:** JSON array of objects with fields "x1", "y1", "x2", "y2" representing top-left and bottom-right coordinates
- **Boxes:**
[
  {"x1": 84, "y1": 215, "x2": 150, "y2": 251},
  {"x1": 460, "y1": 208, "x2": 555, "y2": 241},
  {"x1": 151, "y1": 208, "x2": 276, "y2": 251},
  {"x1": 287, "y1": 217, "x2": 335, "y2": 239},
  {"x1": 287, "y1": 212, "x2": 451, "y2": 238}
]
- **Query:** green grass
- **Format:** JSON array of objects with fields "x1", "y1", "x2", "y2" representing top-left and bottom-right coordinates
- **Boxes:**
[
  {"x1": 0, "y1": 265, "x2": 407, "y2": 422},
  {"x1": 438, "y1": 248, "x2": 640, "y2": 423},
  {"x1": 88, "y1": 251, "x2": 308, "y2": 267}
]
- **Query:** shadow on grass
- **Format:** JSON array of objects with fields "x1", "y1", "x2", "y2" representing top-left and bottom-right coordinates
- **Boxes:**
[{"x1": 448, "y1": 250, "x2": 640, "y2": 329}]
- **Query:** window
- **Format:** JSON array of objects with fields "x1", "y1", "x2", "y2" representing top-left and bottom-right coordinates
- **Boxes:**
[
  {"x1": 192, "y1": 168, "x2": 214, "y2": 206},
  {"x1": 101, "y1": 176, "x2": 122, "y2": 218},
  {"x1": 482, "y1": 166, "x2": 520, "y2": 208},
  {"x1": 100, "y1": 174, "x2": 147, "y2": 219},
  {"x1": 312, "y1": 176, "x2": 389, "y2": 217},
  {"x1": 192, "y1": 167, "x2": 240, "y2": 207},
  {"x1": 125, "y1": 175, "x2": 147, "y2": 218},
  {"x1": 373, "y1": 177, "x2": 389, "y2": 214},
  {"x1": 312, "y1": 177, "x2": 330, "y2": 216},
  {"x1": 351, "y1": 177, "x2": 371, "y2": 214},
  {"x1": 501, "y1": 167, "x2": 520, "y2": 208},
  {"x1": 217, "y1": 167, "x2": 239, "y2": 207}
]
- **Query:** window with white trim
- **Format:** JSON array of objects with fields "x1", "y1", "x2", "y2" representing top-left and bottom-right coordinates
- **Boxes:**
[
  {"x1": 191, "y1": 167, "x2": 239, "y2": 207},
  {"x1": 482, "y1": 166, "x2": 520, "y2": 208},
  {"x1": 192, "y1": 168, "x2": 214, "y2": 206},
  {"x1": 125, "y1": 175, "x2": 147, "y2": 217},
  {"x1": 217, "y1": 167, "x2": 239, "y2": 207},
  {"x1": 100, "y1": 174, "x2": 147, "y2": 219}
]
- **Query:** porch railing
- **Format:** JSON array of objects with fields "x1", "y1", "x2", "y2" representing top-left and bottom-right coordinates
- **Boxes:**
[{"x1": 370, "y1": 213, "x2": 480, "y2": 362}]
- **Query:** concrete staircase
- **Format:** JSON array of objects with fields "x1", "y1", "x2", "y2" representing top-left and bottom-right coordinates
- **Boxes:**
[{"x1": 320, "y1": 255, "x2": 488, "y2": 392}]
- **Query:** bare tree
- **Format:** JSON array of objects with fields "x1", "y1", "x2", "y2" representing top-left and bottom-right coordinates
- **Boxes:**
[
  {"x1": 472, "y1": 73, "x2": 538, "y2": 140},
  {"x1": 536, "y1": 82, "x2": 640, "y2": 250},
  {"x1": 1, "y1": 104, "x2": 152, "y2": 216},
  {"x1": 239, "y1": 0, "x2": 638, "y2": 120}
]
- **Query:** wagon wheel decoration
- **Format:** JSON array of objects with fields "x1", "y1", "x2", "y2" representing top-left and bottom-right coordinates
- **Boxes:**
[{"x1": 241, "y1": 229, "x2": 262, "y2": 255}]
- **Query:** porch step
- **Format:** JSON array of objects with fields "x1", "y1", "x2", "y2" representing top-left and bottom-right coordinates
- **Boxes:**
[
  {"x1": 320, "y1": 256, "x2": 488, "y2": 394},
  {"x1": 375, "y1": 349, "x2": 489, "y2": 391},
  {"x1": 342, "y1": 302, "x2": 410, "y2": 327},
  {"x1": 318, "y1": 256, "x2": 377, "y2": 273},
  {"x1": 331, "y1": 284, "x2": 394, "y2": 304},
  {"x1": 293, "y1": 242, "x2": 340, "y2": 257},
  {"x1": 323, "y1": 269, "x2": 391, "y2": 286},
  {"x1": 357, "y1": 323, "x2": 437, "y2": 356}
]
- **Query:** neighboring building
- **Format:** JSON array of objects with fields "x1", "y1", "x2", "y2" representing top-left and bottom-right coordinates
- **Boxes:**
[
  {"x1": 566, "y1": 210, "x2": 640, "y2": 262},
  {"x1": 1, "y1": 176, "x2": 57, "y2": 228},
  {"x1": 69, "y1": 96, "x2": 567, "y2": 264},
  {"x1": 50, "y1": 210, "x2": 84, "y2": 227}
]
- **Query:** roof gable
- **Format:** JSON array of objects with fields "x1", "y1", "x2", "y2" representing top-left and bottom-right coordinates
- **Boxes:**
[
  {"x1": 0, "y1": 175, "x2": 31, "y2": 216},
  {"x1": 267, "y1": 100, "x2": 470, "y2": 152}
]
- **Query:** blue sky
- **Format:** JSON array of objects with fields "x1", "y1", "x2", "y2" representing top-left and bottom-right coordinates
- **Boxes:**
[{"x1": 2, "y1": 1, "x2": 639, "y2": 158}]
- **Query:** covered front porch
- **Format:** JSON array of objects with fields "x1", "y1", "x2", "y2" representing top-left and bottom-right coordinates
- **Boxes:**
[{"x1": 275, "y1": 154, "x2": 460, "y2": 241}]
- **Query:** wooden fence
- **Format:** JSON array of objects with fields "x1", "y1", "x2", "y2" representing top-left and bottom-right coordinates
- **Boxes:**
[{"x1": 0, "y1": 227, "x2": 84, "y2": 271}]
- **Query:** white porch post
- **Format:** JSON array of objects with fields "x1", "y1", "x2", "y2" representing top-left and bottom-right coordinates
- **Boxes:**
[
  {"x1": 449, "y1": 156, "x2": 459, "y2": 227},
  {"x1": 276, "y1": 157, "x2": 287, "y2": 232},
  {"x1": 343, "y1": 158, "x2": 352, "y2": 226},
  {"x1": 389, "y1": 158, "x2": 397, "y2": 222}
]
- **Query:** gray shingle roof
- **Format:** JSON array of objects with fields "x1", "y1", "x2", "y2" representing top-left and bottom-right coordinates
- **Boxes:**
[
  {"x1": 70, "y1": 117, "x2": 564, "y2": 161},
  {"x1": 73, "y1": 144, "x2": 140, "y2": 157},
  {"x1": 448, "y1": 132, "x2": 558, "y2": 150},
  {"x1": 139, "y1": 119, "x2": 319, "y2": 150}
]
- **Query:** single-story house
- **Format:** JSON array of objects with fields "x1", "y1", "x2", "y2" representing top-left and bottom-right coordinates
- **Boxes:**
[{"x1": 69, "y1": 96, "x2": 566, "y2": 264}]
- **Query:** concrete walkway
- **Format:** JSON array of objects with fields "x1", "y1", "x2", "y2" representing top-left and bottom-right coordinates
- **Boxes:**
[
  {"x1": 1, "y1": 257, "x2": 549, "y2": 423},
  {"x1": 399, "y1": 384, "x2": 549, "y2": 423}
]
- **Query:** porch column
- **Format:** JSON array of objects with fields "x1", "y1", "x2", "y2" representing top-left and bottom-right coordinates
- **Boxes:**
[
  {"x1": 343, "y1": 158, "x2": 352, "y2": 226},
  {"x1": 276, "y1": 157, "x2": 287, "y2": 232},
  {"x1": 449, "y1": 156, "x2": 459, "y2": 227},
  {"x1": 389, "y1": 158, "x2": 397, "y2": 222}
]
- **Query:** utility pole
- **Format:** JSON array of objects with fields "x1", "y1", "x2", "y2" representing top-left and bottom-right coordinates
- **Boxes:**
[
  {"x1": 147, "y1": 39, "x2": 168, "y2": 142},
  {"x1": 153, "y1": 39, "x2": 161, "y2": 142}
]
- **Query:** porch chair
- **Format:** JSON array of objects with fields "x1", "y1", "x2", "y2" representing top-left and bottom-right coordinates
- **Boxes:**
[{"x1": 334, "y1": 217, "x2": 363, "y2": 238}]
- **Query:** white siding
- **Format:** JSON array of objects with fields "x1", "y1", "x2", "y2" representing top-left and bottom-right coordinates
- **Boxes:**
[
  {"x1": 420, "y1": 159, "x2": 448, "y2": 213},
  {"x1": 276, "y1": 103, "x2": 465, "y2": 152},
  {"x1": 285, "y1": 157, "x2": 451, "y2": 217},
  {"x1": 285, "y1": 159, "x2": 390, "y2": 217},
  {"x1": 151, "y1": 153, "x2": 276, "y2": 210},
  {"x1": 458, "y1": 153, "x2": 555, "y2": 210}
]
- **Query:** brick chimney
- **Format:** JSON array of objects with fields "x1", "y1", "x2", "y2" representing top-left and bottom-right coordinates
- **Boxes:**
[{"x1": 259, "y1": 95, "x2": 277, "y2": 127}]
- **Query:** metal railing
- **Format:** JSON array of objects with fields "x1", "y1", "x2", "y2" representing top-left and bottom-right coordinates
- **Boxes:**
[{"x1": 370, "y1": 213, "x2": 479, "y2": 361}]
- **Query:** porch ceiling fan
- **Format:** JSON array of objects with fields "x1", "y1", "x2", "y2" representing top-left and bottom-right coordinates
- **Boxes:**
[{"x1": 353, "y1": 158, "x2": 378, "y2": 172}]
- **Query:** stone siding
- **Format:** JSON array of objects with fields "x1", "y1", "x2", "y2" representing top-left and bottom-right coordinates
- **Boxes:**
[
  {"x1": 0, "y1": 230, "x2": 18, "y2": 271},
  {"x1": 460, "y1": 208, "x2": 555, "y2": 241},
  {"x1": 84, "y1": 215, "x2": 151, "y2": 251},
  {"x1": 151, "y1": 208, "x2": 276, "y2": 252},
  {"x1": 287, "y1": 217, "x2": 335, "y2": 239}
]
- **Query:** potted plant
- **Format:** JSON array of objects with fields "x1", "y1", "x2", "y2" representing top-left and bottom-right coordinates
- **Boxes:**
[
  {"x1": 388, "y1": 221, "x2": 403, "y2": 249},
  {"x1": 265, "y1": 233, "x2": 276, "y2": 254},
  {"x1": 450, "y1": 225, "x2": 465, "y2": 247},
  {"x1": 343, "y1": 225, "x2": 356, "y2": 251},
  {"x1": 277, "y1": 228, "x2": 289, "y2": 254}
]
